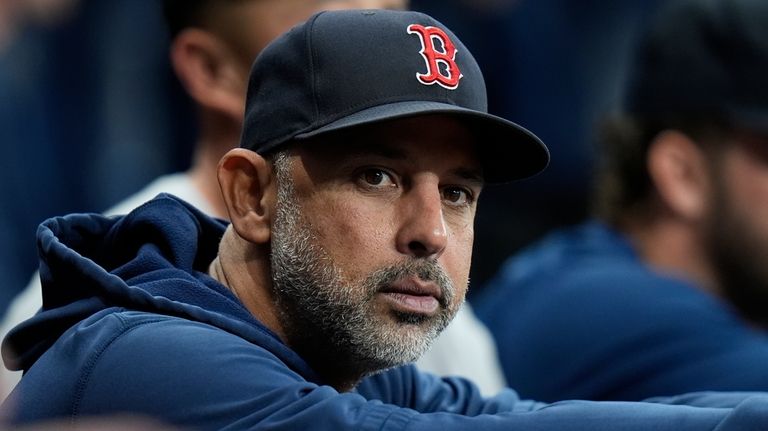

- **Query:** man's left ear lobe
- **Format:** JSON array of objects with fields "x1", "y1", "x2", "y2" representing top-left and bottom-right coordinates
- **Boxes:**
[
  {"x1": 217, "y1": 148, "x2": 275, "y2": 244},
  {"x1": 647, "y1": 130, "x2": 711, "y2": 221}
]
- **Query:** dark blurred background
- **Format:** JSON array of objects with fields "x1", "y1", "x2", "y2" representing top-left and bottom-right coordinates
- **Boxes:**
[{"x1": 0, "y1": 0, "x2": 663, "y2": 312}]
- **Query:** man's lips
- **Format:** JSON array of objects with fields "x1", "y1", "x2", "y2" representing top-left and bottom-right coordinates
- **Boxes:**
[{"x1": 378, "y1": 276, "x2": 443, "y2": 315}]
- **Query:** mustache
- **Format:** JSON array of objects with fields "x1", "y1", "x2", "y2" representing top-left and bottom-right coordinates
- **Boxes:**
[{"x1": 363, "y1": 259, "x2": 455, "y2": 308}]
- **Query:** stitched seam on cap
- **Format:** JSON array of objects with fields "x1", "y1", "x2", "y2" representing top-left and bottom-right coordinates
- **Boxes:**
[{"x1": 307, "y1": 12, "x2": 323, "y2": 123}]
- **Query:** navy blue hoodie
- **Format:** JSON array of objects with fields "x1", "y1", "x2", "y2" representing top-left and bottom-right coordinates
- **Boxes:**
[{"x1": 3, "y1": 194, "x2": 768, "y2": 430}]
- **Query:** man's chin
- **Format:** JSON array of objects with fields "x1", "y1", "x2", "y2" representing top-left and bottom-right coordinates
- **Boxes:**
[
  {"x1": 391, "y1": 310, "x2": 433, "y2": 325},
  {"x1": 373, "y1": 313, "x2": 446, "y2": 354}
]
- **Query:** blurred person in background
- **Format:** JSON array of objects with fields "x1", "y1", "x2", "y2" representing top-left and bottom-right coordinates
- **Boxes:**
[
  {"x1": 0, "y1": 0, "x2": 178, "y2": 329},
  {"x1": 477, "y1": 0, "x2": 768, "y2": 402},
  {"x1": 0, "y1": 0, "x2": 79, "y2": 52}
]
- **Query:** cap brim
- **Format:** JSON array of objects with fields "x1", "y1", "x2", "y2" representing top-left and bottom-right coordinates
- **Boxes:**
[{"x1": 294, "y1": 101, "x2": 549, "y2": 184}]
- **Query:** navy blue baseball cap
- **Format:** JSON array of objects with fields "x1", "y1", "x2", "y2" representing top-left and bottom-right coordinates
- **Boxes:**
[
  {"x1": 240, "y1": 9, "x2": 549, "y2": 183},
  {"x1": 625, "y1": 0, "x2": 768, "y2": 132}
]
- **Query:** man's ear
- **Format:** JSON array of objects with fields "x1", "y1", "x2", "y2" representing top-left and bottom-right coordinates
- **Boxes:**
[
  {"x1": 170, "y1": 28, "x2": 247, "y2": 121},
  {"x1": 217, "y1": 148, "x2": 276, "y2": 244},
  {"x1": 647, "y1": 130, "x2": 712, "y2": 221}
]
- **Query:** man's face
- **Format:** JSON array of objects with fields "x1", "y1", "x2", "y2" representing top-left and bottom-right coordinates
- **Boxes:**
[
  {"x1": 269, "y1": 115, "x2": 482, "y2": 383},
  {"x1": 704, "y1": 132, "x2": 768, "y2": 325}
]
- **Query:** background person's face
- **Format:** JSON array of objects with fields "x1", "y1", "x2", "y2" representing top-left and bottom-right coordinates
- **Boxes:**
[
  {"x1": 704, "y1": 133, "x2": 768, "y2": 326},
  {"x1": 269, "y1": 115, "x2": 481, "y2": 385}
]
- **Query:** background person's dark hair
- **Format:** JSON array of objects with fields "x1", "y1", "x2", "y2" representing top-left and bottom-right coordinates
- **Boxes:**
[
  {"x1": 591, "y1": 113, "x2": 734, "y2": 227},
  {"x1": 163, "y1": 0, "x2": 246, "y2": 38}
]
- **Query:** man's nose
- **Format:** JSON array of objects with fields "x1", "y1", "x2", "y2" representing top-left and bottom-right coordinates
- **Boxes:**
[{"x1": 395, "y1": 184, "x2": 448, "y2": 259}]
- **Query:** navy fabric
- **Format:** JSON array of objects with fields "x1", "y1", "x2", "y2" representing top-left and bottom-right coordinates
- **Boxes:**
[
  {"x1": 5, "y1": 196, "x2": 768, "y2": 429},
  {"x1": 476, "y1": 220, "x2": 768, "y2": 402}
]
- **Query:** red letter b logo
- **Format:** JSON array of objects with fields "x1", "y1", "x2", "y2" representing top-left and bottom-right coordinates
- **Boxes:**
[{"x1": 407, "y1": 24, "x2": 463, "y2": 90}]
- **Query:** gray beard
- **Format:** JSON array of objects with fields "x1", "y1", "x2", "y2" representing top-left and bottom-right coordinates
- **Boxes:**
[{"x1": 268, "y1": 155, "x2": 458, "y2": 386}]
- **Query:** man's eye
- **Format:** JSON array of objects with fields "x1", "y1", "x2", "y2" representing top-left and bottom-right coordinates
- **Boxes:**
[
  {"x1": 361, "y1": 169, "x2": 395, "y2": 187},
  {"x1": 442, "y1": 187, "x2": 472, "y2": 205}
]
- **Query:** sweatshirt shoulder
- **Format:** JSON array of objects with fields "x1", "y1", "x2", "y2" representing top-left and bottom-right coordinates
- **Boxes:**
[
  {"x1": 70, "y1": 311, "x2": 311, "y2": 421},
  {"x1": 82, "y1": 310, "x2": 288, "y2": 373}
]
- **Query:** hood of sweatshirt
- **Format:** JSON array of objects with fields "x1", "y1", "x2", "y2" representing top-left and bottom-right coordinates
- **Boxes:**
[{"x1": 2, "y1": 194, "x2": 319, "y2": 382}]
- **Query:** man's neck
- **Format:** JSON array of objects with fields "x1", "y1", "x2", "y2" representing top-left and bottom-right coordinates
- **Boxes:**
[
  {"x1": 187, "y1": 114, "x2": 242, "y2": 219},
  {"x1": 188, "y1": 144, "x2": 229, "y2": 219},
  {"x1": 209, "y1": 228, "x2": 287, "y2": 340},
  {"x1": 621, "y1": 215, "x2": 721, "y2": 297}
]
